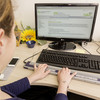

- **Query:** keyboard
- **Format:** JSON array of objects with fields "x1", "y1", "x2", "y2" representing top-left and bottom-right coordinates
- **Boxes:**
[
  {"x1": 35, "y1": 49, "x2": 100, "y2": 84},
  {"x1": 36, "y1": 49, "x2": 100, "y2": 73}
]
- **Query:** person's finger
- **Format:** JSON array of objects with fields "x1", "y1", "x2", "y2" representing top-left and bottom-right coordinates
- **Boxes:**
[
  {"x1": 71, "y1": 72, "x2": 77, "y2": 78},
  {"x1": 43, "y1": 64, "x2": 48, "y2": 67},
  {"x1": 68, "y1": 69, "x2": 71, "y2": 73},
  {"x1": 62, "y1": 67, "x2": 65, "y2": 71},
  {"x1": 34, "y1": 64, "x2": 37, "y2": 70},
  {"x1": 38, "y1": 64, "x2": 42, "y2": 68},
  {"x1": 41, "y1": 64, "x2": 47, "y2": 67},
  {"x1": 44, "y1": 70, "x2": 50, "y2": 77},
  {"x1": 58, "y1": 69, "x2": 61, "y2": 75},
  {"x1": 37, "y1": 64, "x2": 48, "y2": 73},
  {"x1": 41, "y1": 64, "x2": 48, "y2": 70},
  {"x1": 38, "y1": 64, "x2": 46, "y2": 70},
  {"x1": 66, "y1": 67, "x2": 69, "y2": 71}
]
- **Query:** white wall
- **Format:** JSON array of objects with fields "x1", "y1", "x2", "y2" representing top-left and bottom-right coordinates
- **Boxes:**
[{"x1": 14, "y1": 0, "x2": 100, "y2": 41}]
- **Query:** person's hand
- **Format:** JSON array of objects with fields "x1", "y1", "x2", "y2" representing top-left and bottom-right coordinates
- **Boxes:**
[
  {"x1": 28, "y1": 64, "x2": 50, "y2": 84},
  {"x1": 57, "y1": 68, "x2": 77, "y2": 95}
]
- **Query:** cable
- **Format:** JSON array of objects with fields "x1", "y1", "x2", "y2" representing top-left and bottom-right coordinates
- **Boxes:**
[
  {"x1": 77, "y1": 42, "x2": 91, "y2": 54},
  {"x1": 93, "y1": 41, "x2": 100, "y2": 54},
  {"x1": 93, "y1": 41, "x2": 100, "y2": 46},
  {"x1": 96, "y1": 47, "x2": 100, "y2": 54},
  {"x1": 81, "y1": 45, "x2": 92, "y2": 55},
  {"x1": 23, "y1": 52, "x2": 41, "y2": 64},
  {"x1": 23, "y1": 47, "x2": 49, "y2": 64}
]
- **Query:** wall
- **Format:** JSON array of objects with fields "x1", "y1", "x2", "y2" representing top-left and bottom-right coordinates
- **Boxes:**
[{"x1": 13, "y1": 0, "x2": 100, "y2": 41}]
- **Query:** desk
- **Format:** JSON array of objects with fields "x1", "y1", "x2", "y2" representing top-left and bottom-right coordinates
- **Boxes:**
[{"x1": 0, "y1": 41, "x2": 100, "y2": 100}]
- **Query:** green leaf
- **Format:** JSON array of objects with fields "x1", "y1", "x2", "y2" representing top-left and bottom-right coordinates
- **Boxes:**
[
  {"x1": 20, "y1": 21, "x2": 25, "y2": 30},
  {"x1": 25, "y1": 26, "x2": 32, "y2": 30}
]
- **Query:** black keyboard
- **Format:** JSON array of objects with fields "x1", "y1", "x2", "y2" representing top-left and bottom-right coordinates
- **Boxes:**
[{"x1": 36, "y1": 49, "x2": 100, "y2": 73}]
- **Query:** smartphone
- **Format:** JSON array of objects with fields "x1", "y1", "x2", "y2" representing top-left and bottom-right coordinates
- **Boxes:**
[{"x1": 8, "y1": 57, "x2": 19, "y2": 66}]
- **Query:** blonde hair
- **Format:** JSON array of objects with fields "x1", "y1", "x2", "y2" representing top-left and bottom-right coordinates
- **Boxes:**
[{"x1": 0, "y1": 0, "x2": 14, "y2": 36}]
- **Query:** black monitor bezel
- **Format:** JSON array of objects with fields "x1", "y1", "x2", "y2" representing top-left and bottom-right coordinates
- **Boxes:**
[{"x1": 35, "y1": 3, "x2": 98, "y2": 42}]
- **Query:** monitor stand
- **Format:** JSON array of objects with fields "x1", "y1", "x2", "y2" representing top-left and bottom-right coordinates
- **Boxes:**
[{"x1": 49, "y1": 41, "x2": 76, "y2": 50}]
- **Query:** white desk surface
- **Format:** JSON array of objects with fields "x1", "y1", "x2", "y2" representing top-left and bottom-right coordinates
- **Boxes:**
[{"x1": 0, "y1": 41, "x2": 100, "y2": 100}]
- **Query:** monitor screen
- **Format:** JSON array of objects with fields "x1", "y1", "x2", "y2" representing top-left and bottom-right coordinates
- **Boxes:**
[{"x1": 35, "y1": 3, "x2": 98, "y2": 50}]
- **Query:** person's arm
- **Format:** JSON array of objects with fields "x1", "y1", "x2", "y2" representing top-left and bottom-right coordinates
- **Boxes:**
[
  {"x1": 0, "y1": 64, "x2": 50, "y2": 99},
  {"x1": 1, "y1": 77, "x2": 30, "y2": 97},
  {"x1": 55, "y1": 68, "x2": 77, "y2": 100},
  {"x1": 55, "y1": 93, "x2": 68, "y2": 100}
]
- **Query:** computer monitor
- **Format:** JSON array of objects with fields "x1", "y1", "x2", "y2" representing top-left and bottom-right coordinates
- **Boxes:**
[{"x1": 35, "y1": 3, "x2": 98, "y2": 50}]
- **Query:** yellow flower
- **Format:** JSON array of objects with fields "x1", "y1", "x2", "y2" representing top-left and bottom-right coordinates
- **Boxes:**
[{"x1": 21, "y1": 29, "x2": 36, "y2": 42}]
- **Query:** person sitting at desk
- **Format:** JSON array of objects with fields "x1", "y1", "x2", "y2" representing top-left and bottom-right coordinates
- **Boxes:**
[{"x1": 0, "y1": 0, "x2": 76, "y2": 100}]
